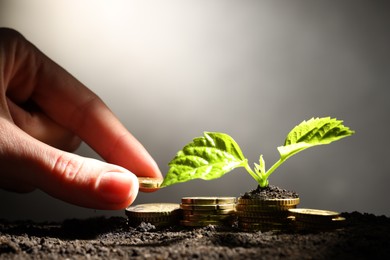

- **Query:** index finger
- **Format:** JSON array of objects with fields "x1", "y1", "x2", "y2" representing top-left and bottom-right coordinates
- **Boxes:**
[{"x1": 8, "y1": 30, "x2": 162, "y2": 180}]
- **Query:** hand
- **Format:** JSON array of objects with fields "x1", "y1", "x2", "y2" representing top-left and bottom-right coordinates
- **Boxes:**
[{"x1": 0, "y1": 28, "x2": 162, "y2": 210}]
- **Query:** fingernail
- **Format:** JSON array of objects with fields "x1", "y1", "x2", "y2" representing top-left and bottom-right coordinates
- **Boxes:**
[{"x1": 96, "y1": 171, "x2": 138, "y2": 204}]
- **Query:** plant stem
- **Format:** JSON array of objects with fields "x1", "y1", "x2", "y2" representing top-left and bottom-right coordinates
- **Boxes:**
[
  {"x1": 243, "y1": 163, "x2": 262, "y2": 184},
  {"x1": 264, "y1": 158, "x2": 285, "y2": 180}
]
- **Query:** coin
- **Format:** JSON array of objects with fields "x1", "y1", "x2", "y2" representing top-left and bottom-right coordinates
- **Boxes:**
[
  {"x1": 125, "y1": 203, "x2": 182, "y2": 227},
  {"x1": 126, "y1": 203, "x2": 180, "y2": 213},
  {"x1": 125, "y1": 203, "x2": 181, "y2": 218},
  {"x1": 288, "y1": 208, "x2": 340, "y2": 222},
  {"x1": 180, "y1": 203, "x2": 235, "y2": 211},
  {"x1": 183, "y1": 213, "x2": 234, "y2": 222},
  {"x1": 237, "y1": 197, "x2": 300, "y2": 206},
  {"x1": 130, "y1": 216, "x2": 174, "y2": 222},
  {"x1": 236, "y1": 205, "x2": 295, "y2": 220},
  {"x1": 182, "y1": 208, "x2": 235, "y2": 216},
  {"x1": 179, "y1": 196, "x2": 237, "y2": 227},
  {"x1": 288, "y1": 208, "x2": 340, "y2": 217},
  {"x1": 137, "y1": 177, "x2": 163, "y2": 189},
  {"x1": 332, "y1": 216, "x2": 346, "y2": 222},
  {"x1": 181, "y1": 197, "x2": 236, "y2": 205},
  {"x1": 237, "y1": 212, "x2": 290, "y2": 221},
  {"x1": 289, "y1": 208, "x2": 345, "y2": 231},
  {"x1": 235, "y1": 196, "x2": 300, "y2": 231},
  {"x1": 235, "y1": 204, "x2": 295, "y2": 212}
]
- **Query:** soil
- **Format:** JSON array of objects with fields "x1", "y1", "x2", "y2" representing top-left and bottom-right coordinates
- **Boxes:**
[
  {"x1": 1, "y1": 186, "x2": 389, "y2": 259},
  {"x1": 240, "y1": 185, "x2": 299, "y2": 199},
  {"x1": 1, "y1": 212, "x2": 390, "y2": 259}
]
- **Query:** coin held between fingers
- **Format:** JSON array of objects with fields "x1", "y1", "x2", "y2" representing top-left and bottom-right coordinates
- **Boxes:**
[{"x1": 137, "y1": 177, "x2": 163, "y2": 190}]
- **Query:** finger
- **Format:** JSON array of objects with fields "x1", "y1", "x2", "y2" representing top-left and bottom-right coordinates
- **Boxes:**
[
  {"x1": 3, "y1": 29, "x2": 162, "y2": 181},
  {"x1": 0, "y1": 119, "x2": 139, "y2": 209},
  {"x1": 39, "y1": 153, "x2": 140, "y2": 210},
  {"x1": 6, "y1": 97, "x2": 81, "y2": 152},
  {"x1": 32, "y1": 70, "x2": 163, "y2": 181}
]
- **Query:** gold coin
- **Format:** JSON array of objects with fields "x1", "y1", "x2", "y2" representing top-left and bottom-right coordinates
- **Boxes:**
[
  {"x1": 237, "y1": 214, "x2": 289, "y2": 222},
  {"x1": 237, "y1": 197, "x2": 300, "y2": 206},
  {"x1": 137, "y1": 177, "x2": 163, "y2": 189},
  {"x1": 180, "y1": 203, "x2": 235, "y2": 211},
  {"x1": 288, "y1": 208, "x2": 340, "y2": 222},
  {"x1": 235, "y1": 204, "x2": 295, "y2": 212},
  {"x1": 182, "y1": 208, "x2": 235, "y2": 216},
  {"x1": 129, "y1": 215, "x2": 179, "y2": 223},
  {"x1": 289, "y1": 209, "x2": 345, "y2": 230},
  {"x1": 331, "y1": 216, "x2": 346, "y2": 227},
  {"x1": 293, "y1": 217, "x2": 345, "y2": 231},
  {"x1": 183, "y1": 214, "x2": 235, "y2": 222},
  {"x1": 181, "y1": 197, "x2": 236, "y2": 205},
  {"x1": 332, "y1": 216, "x2": 346, "y2": 222},
  {"x1": 236, "y1": 210, "x2": 289, "y2": 218},
  {"x1": 125, "y1": 203, "x2": 181, "y2": 218},
  {"x1": 238, "y1": 215, "x2": 290, "y2": 223}
]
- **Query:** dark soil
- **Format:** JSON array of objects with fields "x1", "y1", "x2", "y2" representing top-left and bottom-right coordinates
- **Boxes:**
[
  {"x1": 0, "y1": 211, "x2": 389, "y2": 259},
  {"x1": 240, "y1": 185, "x2": 299, "y2": 199},
  {"x1": 0, "y1": 186, "x2": 387, "y2": 259}
]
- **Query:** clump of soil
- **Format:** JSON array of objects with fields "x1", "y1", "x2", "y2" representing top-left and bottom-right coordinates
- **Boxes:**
[{"x1": 240, "y1": 185, "x2": 299, "y2": 199}]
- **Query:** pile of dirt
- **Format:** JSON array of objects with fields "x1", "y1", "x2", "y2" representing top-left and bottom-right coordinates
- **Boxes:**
[
  {"x1": 1, "y1": 211, "x2": 389, "y2": 259},
  {"x1": 240, "y1": 185, "x2": 300, "y2": 199}
]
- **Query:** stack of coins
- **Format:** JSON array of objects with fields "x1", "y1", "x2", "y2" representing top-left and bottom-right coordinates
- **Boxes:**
[
  {"x1": 236, "y1": 197, "x2": 300, "y2": 231},
  {"x1": 180, "y1": 197, "x2": 236, "y2": 227},
  {"x1": 125, "y1": 203, "x2": 181, "y2": 227},
  {"x1": 288, "y1": 208, "x2": 346, "y2": 231}
]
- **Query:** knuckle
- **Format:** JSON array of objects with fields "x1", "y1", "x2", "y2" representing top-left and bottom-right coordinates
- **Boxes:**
[{"x1": 52, "y1": 153, "x2": 85, "y2": 183}]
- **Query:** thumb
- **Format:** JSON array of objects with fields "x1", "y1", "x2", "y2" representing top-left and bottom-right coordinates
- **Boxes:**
[
  {"x1": 2, "y1": 122, "x2": 139, "y2": 210},
  {"x1": 38, "y1": 151, "x2": 140, "y2": 210},
  {"x1": 35, "y1": 149, "x2": 138, "y2": 209}
]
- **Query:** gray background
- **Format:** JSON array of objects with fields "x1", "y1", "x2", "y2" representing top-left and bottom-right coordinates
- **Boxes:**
[{"x1": 0, "y1": 0, "x2": 389, "y2": 221}]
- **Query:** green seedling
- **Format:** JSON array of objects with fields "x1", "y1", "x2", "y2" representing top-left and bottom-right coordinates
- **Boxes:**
[{"x1": 160, "y1": 117, "x2": 355, "y2": 188}]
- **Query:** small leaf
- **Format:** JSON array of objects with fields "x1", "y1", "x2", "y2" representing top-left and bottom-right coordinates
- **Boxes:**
[
  {"x1": 160, "y1": 132, "x2": 248, "y2": 187},
  {"x1": 254, "y1": 155, "x2": 265, "y2": 175},
  {"x1": 278, "y1": 117, "x2": 355, "y2": 161}
]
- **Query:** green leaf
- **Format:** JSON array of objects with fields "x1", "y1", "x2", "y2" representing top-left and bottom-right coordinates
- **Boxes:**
[
  {"x1": 160, "y1": 132, "x2": 248, "y2": 187},
  {"x1": 254, "y1": 155, "x2": 265, "y2": 176},
  {"x1": 277, "y1": 117, "x2": 355, "y2": 161},
  {"x1": 254, "y1": 155, "x2": 268, "y2": 187}
]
